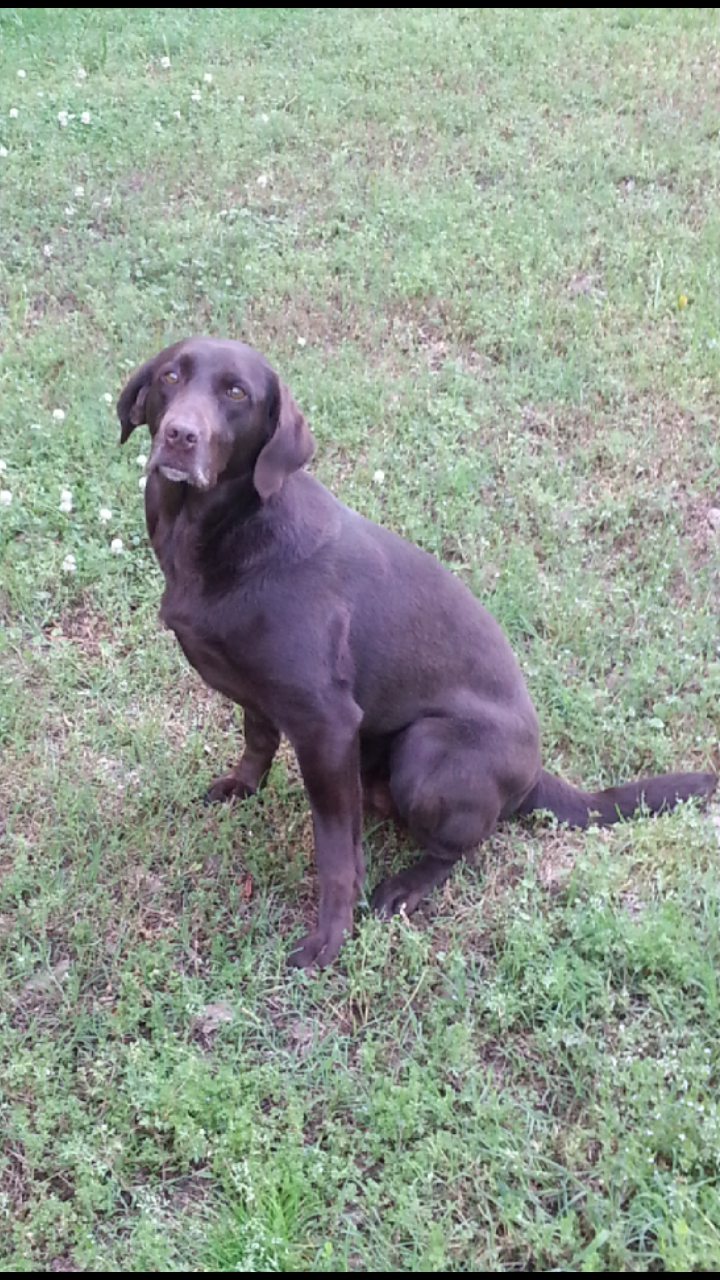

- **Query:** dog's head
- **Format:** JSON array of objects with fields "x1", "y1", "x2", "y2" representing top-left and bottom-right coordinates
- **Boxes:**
[{"x1": 117, "y1": 337, "x2": 315, "y2": 500}]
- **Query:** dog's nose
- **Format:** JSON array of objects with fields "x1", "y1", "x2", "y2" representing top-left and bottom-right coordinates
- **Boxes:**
[{"x1": 164, "y1": 422, "x2": 198, "y2": 450}]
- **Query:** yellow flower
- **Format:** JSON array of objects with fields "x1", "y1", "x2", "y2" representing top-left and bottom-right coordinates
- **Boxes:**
[{"x1": 678, "y1": 294, "x2": 688, "y2": 309}]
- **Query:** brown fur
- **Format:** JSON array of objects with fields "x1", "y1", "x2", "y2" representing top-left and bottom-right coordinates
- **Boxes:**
[{"x1": 118, "y1": 337, "x2": 716, "y2": 967}]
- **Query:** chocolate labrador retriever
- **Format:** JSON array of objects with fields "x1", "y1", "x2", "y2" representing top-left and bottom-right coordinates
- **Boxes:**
[{"x1": 118, "y1": 337, "x2": 716, "y2": 968}]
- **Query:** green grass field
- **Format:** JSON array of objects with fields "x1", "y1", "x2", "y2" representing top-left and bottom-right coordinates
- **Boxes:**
[{"x1": 1, "y1": 7, "x2": 719, "y2": 1270}]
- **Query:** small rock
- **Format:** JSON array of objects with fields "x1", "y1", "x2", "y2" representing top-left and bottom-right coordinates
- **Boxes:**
[
  {"x1": 191, "y1": 1001, "x2": 234, "y2": 1039},
  {"x1": 706, "y1": 507, "x2": 720, "y2": 532},
  {"x1": 21, "y1": 959, "x2": 71, "y2": 1000}
]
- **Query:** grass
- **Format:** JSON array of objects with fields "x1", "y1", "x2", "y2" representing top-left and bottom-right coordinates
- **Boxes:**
[{"x1": 1, "y1": 5, "x2": 719, "y2": 1270}]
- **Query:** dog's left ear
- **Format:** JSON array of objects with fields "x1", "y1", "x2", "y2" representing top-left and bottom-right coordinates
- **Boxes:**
[
  {"x1": 117, "y1": 357, "x2": 155, "y2": 443},
  {"x1": 253, "y1": 382, "x2": 315, "y2": 501}
]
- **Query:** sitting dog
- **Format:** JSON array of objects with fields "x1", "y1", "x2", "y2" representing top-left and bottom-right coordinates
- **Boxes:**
[{"x1": 118, "y1": 337, "x2": 716, "y2": 967}]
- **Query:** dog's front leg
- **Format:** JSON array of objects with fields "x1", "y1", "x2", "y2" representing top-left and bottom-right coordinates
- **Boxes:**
[
  {"x1": 288, "y1": 708, "x2": 364, "y2": 969},
  {"x1": 204, "y1": 706, "x2": 281, "y2": 803}
]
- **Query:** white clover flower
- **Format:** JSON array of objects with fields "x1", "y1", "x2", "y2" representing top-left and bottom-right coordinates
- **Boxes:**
[
  {"x1": 373, "y1": 469, "x2": 385, "y2": 484},
  {"x1": 139, "y1": 476, "x2": 147, "y2": 492},
  {"x1": 17, "y1": 70, "x2": 26, "y2": 79},
  {"x1": 203, "y1": 72, "x2": 213, "y2": 83},
  {"x1": 59, "y1": 488, "x2": 73, "y2": 513},
  {"x1": 80, "y1": 111, "x2": 90, "y2": 125},
  {"x1": 43, "y1": 244, "x2": 52, "y2": 258},
  {"x1": 136, "y1": 454, "x2": 147, "y2": 467},
  {"x1": 99, "y1": 507, "x2": 112, "y2": 523},
  {"x1": 74, "y1": 184, "x2": 85, "y2": 197},
  {"x1": 173, "y1": 110, "x2": 181, "y2": 120},
  {"x1": 64, "y1": 206, "x2": 75, "y2": 217},
  {"x1": 256, "y1": 173, "x2": 269, "y2": 187},
  {"x1": 9, "y1": 108, "x2": 18, "y2": 119},
  {"x1": 0, "y1": 460, "x2": 6, "y2": 471},
  {"x1": 160, "y1": 56, "x2": 171, "y2": 69},
  {"x1": 154, "y1": 121, "x2": 163, "y2": 132},
  {"x1": 77, "y1": 67, "x2": 87, "y2": 79},
  {"x1": 0, "y1": 489, "x2": 12, "y2": 507},
  {"x1": 58, "y1": 110, "x2": 69, "y2": 127},
  {"x1": 110, "y1": 537, "x2": 123, "y2": 554},
  {"x1": 62, "y1": 554, "x2": 76, "y2": 573},
  {"x1": 103, "y1": 392, "x2": 112, "y2": 404},
  {"x1": 296, "y1": 336, "x2": 306, "y2": 347},
  {"x1": 191, "y1": 89, "x2": 201, "y2": 102},
  {"x1": 0, "y1": 147, "x2": 8, "y2": 159},
  {"x1": 52, "y1": 409, "x2": 66, "y2": 421}
]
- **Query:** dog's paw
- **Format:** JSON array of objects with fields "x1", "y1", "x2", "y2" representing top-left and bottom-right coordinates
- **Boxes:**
[
  {"x1": 369, "y1": 874, "x2": 416, "y2": 920},
  {"x1": 203, "y1": 772, "x2": 257, "y2": 805},
  {"x1": 371, "y1": 855, "x2": 456, "y2": 919},
  {"x1": 287, "y1": 921, "x2": 351, "y2": 970}
]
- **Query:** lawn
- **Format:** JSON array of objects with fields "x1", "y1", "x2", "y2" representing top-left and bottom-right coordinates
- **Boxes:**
[{"x1": 1, "y1": 7, "x2": 719, "y2": 1271}]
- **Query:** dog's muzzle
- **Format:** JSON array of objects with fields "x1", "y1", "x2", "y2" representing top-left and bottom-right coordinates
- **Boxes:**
[{"x1": 149, "y1": 415, "x2": 213, "y2": 488}]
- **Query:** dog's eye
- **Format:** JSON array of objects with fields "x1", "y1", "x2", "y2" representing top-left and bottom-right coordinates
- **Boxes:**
[
  {"x1": 162, "y1": 370, "x2": 179, "y2": 384},
  {"x1": 227, "y1": 385, "x2": 246, "y2": 400}
]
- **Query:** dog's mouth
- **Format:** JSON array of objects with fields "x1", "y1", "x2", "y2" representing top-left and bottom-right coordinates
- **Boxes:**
[
  {"x1": 157, "y1": 462, "x2": 213, "y2": 489},
  {"x1": 149, "y1": 451, "x2": 214, "y2": 490},
  {"x1": 159, "y1": 464, "x2": 192, "y2": 483}
]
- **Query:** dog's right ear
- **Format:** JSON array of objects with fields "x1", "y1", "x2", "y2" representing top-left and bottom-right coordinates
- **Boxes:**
[{"x1": 117, "y1": 358, "x2": 155, "y2": 443}]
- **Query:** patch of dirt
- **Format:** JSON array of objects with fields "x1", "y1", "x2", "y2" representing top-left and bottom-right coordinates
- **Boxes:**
[
  {"x1": 515, "y1": 395, "x2": 720, "y2": 599},
  {"x1": 619, "y1": 890, "x2": 645, "y2": 920},
  {"x1": 117, "y1": 168, "x2": 153, "y2": 196},
  {"x1": 0, "y1": 1138, "x2": 29, "y2": 1214},
  {"x1": 7, "y1": 958, "x2": 76, "y2": 1035},
  {"x1": 18, "y1": 958, "x2": 72, "y2": 1004},
  {"x1": 535, "y1": 836, "x2": 577, "y2": 896},
  {"x1": 517, "y1": 396, "x2": 710, "y2": 482},
  {"x1": 42, "y1": 603, "x2": 116, "y2": 660},
  {"x1": 243, "y1": 287, "x2": 493, "y2": 375},
  {"x1": 679, "y1": 491, "x2": 720, "y2": 560},
  {"x1": 241, "y1": 287, "x2": 362, "y2": 357},
  {"x1": 379, "y1": 295, "x2": 494, "y2": 374},
  {"x1": 566, "y1": 270, "x2": 604, "y2": 298}
]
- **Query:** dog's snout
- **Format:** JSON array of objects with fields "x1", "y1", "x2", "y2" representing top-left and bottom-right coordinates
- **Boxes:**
[
  {"x1": 149, "y1": 399, "x2": 214, "y2": 489},
  {"x1": 165, "y1": 421, "x2": 198, "y2": 450}
]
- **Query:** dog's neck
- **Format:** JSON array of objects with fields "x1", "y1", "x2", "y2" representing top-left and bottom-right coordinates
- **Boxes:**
[
  {"x1": 152, "y1": 468, "x2": 339, "y2": 594},
  {"x1": 154, "y1": 466, "x2": 261, "y2": 524}
]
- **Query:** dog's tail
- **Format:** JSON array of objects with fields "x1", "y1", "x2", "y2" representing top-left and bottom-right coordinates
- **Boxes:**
[{"x1": 516, "y1": 768, "x2": 716, "y2": 829}]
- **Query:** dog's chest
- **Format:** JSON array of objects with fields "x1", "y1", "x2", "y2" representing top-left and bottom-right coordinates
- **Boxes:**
[{"x1": 159, "y1": 576, "x2": 263, "y2": 706}]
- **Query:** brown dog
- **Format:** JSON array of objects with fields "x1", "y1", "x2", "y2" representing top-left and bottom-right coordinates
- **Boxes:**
[{"x1": 118, "y1": 337, "x2": 716, "y2": 967}]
